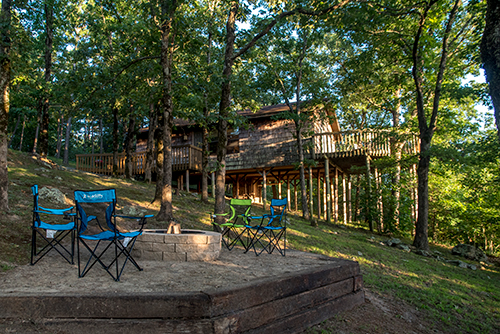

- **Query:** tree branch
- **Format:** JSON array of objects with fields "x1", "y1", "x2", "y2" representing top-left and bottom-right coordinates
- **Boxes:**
[{"x1": 232, "y1": 0, "x2": 354, "y2": 60}]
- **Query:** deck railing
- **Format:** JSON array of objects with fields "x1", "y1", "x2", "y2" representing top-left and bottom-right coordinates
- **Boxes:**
[
  {"x1": 76, "y1": 145, "x2": 202, "y2": 175},
  {"x1": 311, "y1": 129, "x2": 420, "y2": 159}
]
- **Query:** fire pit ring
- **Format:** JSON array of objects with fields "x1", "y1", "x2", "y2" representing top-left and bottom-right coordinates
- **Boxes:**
[{"x1": 133, "y1": 229, "x2": 221, "y2": 262}]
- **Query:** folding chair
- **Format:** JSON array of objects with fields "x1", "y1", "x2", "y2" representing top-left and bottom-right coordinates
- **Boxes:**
[
  {"x1": 245, "y1": 198, "x2": 287, "y2": 256},
  {"x1": 211, "y1": 198, "x2": 252, "y2": 250},
  {"x1": 31, "y1": 184, "x2": 76, "y2": 265},
  {"x1": 74, "y1": 189, "x2": 152, "y2": 281}
]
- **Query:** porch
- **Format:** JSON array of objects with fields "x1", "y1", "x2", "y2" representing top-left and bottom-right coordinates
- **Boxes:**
[{"x1": 75, "y1": 144, "x2": 203, "y2": 176}]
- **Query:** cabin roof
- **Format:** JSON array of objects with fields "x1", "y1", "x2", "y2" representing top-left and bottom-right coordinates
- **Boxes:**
[{"x1": 138, "y1": 102, "x2": 340, "y2": 132}]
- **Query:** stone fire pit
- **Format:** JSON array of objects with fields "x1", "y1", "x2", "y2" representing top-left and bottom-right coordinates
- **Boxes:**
[{"x1": 133, "y1": 229, "x2": 221, "y2": 262}]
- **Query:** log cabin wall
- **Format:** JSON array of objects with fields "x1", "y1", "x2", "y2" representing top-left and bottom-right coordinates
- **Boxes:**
[{"x1": 225, "y1": 114, "x2": 336, "y2": 171}]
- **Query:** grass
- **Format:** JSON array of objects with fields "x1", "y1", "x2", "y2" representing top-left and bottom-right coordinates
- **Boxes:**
[{"x1": 2, "y1": 149, "x2": 500, "y2": 333}]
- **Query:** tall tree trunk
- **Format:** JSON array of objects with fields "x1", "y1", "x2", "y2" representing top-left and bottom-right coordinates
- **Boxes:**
[
  {"x1": 201, "y1": 29, "x2": 213, "y2": 204},
  {"x1": 0, "y1": 0, "x2": 11, "y2": 212},
  {"x1": 99, "y1": 118, "x2": 103, "y2": 154},
  {"x1": 201, "y1": 102, "x2": 210, "y2": 203},
  {"x1": 112, "y1": 106, "x2": 119, "y2": 176},
  {"x1": 412, "y1": 0, "x2": 459, "y2": 250},
  {"x1": 481, "y1": 0, "x2": 500, "y2": 143},
  {"x1": 8, "y1": 113, "x2": 19, "y2": 148},
  {"x1": 152, "y1": 109, "x2": 164, "y2": 204},
  {"x1": 145, "y1": 102, "x2": 156, "y2": 184},
  {"x1": 39, "y1": 1, "x2": 53, "y2": 158},
  {"x1": 63, "y1": 116, "x2": 71, "y2": 165},
  {"x1": 215, "y1": 1, "x2": 239, "y2": 219},
  {"x1": 32, "y1": 108, "x2": 41, "y2": 154},
  {"x1": 55, "y1": 112, "x2": 62, "y2": 158},
  {"x1": 156, "y1": 0, "x2": 177, "y2": 222},
  {"x1": 390, "y1": 93, "x2": 402, "y2": 229},
  {"x1": 90, "y1": 118, "x2": 95, "y2": 155},
  {"x1": 125, "y1": 112, "x2": 136, "y2": 179},
  {"x1": 18, "y1": 114, "x2": 25, "y2": 151}
]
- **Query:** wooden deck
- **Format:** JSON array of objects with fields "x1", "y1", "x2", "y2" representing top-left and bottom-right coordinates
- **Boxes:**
[
  {"x1": 75, "y1": 144, "x2": 203, "y2": 175},
  {"x1": 311, "y1": 129, "x2": 419, "y2": 159},
  {"x1": 75, "y1": 130, "x2": 418, "y2": 176}
]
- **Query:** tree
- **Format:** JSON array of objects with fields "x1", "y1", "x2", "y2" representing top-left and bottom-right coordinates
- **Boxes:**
[
  {"x1": 0, "y1": 0, "x2": 11, "y2": 212},
  {"x1": 38, "y1": 0, "x2": 54, "y2": 158},
  {"x1": 213, "y1": 0, "x2": 355, "y2": 219},
  {"x1": 249, "y1": 17, "x2": 335, "y2": 220},
  {"x1": 481, "y1": 0, "x2": 500, "y2": 143},
  {"x1": 411, "y1": 0, "x2": 462, "y2": 250},
  {"x1": 156, "y1": 0, "x2": 178, "y2": 222}
]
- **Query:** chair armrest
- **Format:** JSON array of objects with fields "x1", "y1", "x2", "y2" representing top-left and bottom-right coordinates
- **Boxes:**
[
  {"x1": 37, "y1": 206, "x2": 74, "y2": 215},
  {"x1": 115, "y1": 214, "x2": 153, "y2": 227},
  {"x1": 115, "y1": 214, "x2": 154, "y2": 220},
  {"x1": 211, "y1": 212, "x2": 229, "y2": 219}
]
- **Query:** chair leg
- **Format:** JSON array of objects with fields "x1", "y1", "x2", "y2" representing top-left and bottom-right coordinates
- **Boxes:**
[
  {"x1": 31, "y1": 228, "x2": 75, "y2": 265},
  {"x1": 78, "y1": 237, "x2": 142, "y2": 282},
  {"x1": 226, "y1": 227, "x2": 247, "y2": 251}
]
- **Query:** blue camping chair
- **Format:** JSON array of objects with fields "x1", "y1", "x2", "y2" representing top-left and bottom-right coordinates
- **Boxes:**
[
  {"x1": 74, "y1": 189, "x2": 153, "y2": 281},
  {"x1": 31, "y1": 185, "x2": 76, "y2": 265},
  {"x1": 245, "y1": 198, "x2": 287, "y2": 256}
]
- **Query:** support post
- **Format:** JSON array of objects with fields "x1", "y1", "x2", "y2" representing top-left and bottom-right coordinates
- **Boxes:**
[
  {"x1": 343, "y1": 173, "x2": 347, "y2": 224},
  {"x1": 211, "y1": 172, "x2": 215, "y2": 198},
  {"x1": 186, "y1": 170, "x2": 190, "y2": 193},
  {"x1": 348, "y1": 174, "x2": 352, "y2": 224},
  {"x1": 278, "y1": 178, "x2": 282, "y2": 199},
  {"x1": 262, "y1": 169, "x2": 267, "y2": 211},
  {"x1": 317, "y1": 169, "x2": 321, "y2": 220},
  {"x1": 236, "y1": 174, "x2": 240, "y2": 199},
  {"x1": 334, "y1": 168, "x2": 338, "y2": 223},
  {"x1": 287, "y1": 177, "x2": 291, "y2": 209},
  {"x1": 294, "y1": 179, "x2": 298, "y2": 212},
  {"x1": 366, "y1": 156, "x2": 373, "y2": 232},
  {"x1": 325, "y1": 157, "x2": 331, "y2": 224},
  {"x1": 309, "y1": 166, "x2": 314, "y2": 219}
]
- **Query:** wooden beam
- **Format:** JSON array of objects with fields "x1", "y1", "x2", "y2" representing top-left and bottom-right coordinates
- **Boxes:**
[
  {"x1": 287, "y1": 176, "x2": 291, "y2": 209},
  {"x1": 325, "y1": 157, "x2": 331, "y2": 224},
  {"x1": 348, "y1": 174, "x2": 352, "y2": 224},
  {"x1": 309, "y1": 166, "x2": 314, "y2": 219},
  {"x1": 211, "y1": 172, "x2": 215, "y2": 198},
  {"x1": 258, "y1": 169, "x2": 270, "y2": 211},
  {"x1": 317, "y1": 169, "x2": 321, "y2": 220},
  {"x1": 366, "y1": 156, "x2": 373, "y2": 232},
  {"x1": 294, "y1": 179, "x2": 298, "y2": 212},
  {"x1": 334, "y1": 168, "x2": 338, "y2": 223}
]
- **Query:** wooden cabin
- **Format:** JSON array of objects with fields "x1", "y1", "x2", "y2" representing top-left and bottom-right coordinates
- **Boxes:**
[{"x1": 76, "y1": 102, "x2": 419, "y2": 224}]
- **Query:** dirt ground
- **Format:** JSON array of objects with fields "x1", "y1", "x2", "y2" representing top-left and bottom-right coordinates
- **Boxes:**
[{"x1": 0, "y1": 248, "x2": 439, "y2": 334}]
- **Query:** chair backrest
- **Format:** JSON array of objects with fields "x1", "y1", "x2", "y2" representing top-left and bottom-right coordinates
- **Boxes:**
[
  {"x1": 229, "y1": 198, "x2": 252, "y2": 222},
  {"x1": 269, "y1": 198, "x2": 287, "y2": 226},
  {"x1": 74, "y1": 189, "x2": 117, "y2": 233},
  {"x1": 31, "y1": 184, "x2": 39, "y2": 210}
]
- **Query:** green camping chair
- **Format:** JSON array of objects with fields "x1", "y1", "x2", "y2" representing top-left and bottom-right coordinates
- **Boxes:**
[{"x1": 211, "y1": 198, "x2": 252, "y2": 250}]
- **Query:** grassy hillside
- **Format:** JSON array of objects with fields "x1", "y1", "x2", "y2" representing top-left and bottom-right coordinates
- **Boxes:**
[{"x1": 2, "y1": 149, "x2": 500, "y2": 333}]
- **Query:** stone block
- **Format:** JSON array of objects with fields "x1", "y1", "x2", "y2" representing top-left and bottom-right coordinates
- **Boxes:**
[
  {"x1": 164, "y1": 234, "x2": 208, "y2": 244},
  {"x1": 176, "y1": 243, "x2": 214, "y2": 253},
  {"x1": 163, "y1": 252, "x2": 187, "y2": 262},
  {"x1": 151, "y1": 243, "x2": 175, "y2": 253},
  {"x1": 138, "y1": 232, "x2": 165, "y2": 243},
  {"x1": 140, "y1": 250, "x2": 163, "y2": 261},
  {"x1": 133, "y1": 242, "x2": 153, "y2": 251}
]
